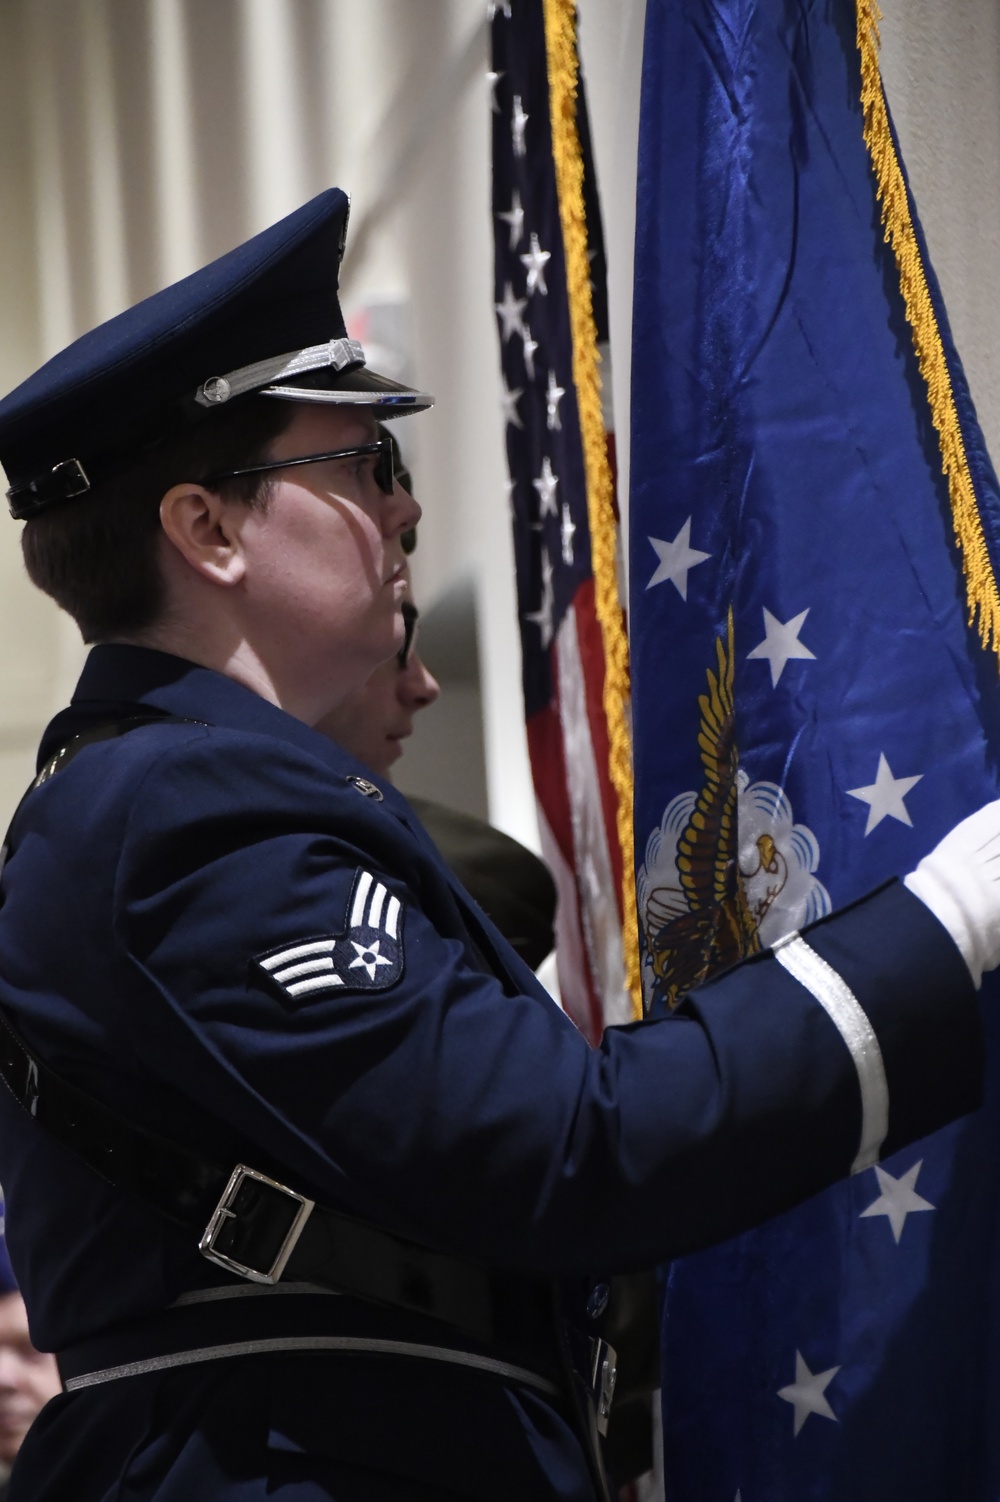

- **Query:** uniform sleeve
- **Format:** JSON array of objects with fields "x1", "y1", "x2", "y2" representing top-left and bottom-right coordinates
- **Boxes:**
[{"x1": 113, "y1": 737, "x2": 984, "y2": 1275}]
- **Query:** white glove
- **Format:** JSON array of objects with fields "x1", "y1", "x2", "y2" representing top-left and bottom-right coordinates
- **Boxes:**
[{"x1": 904, "y1": 798, "x2": 1000, "y2": 988}]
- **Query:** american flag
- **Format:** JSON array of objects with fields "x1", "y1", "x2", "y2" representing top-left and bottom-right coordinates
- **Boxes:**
[{"x1": 489, "y1": 0, "x2": 631, "y2": 1041}]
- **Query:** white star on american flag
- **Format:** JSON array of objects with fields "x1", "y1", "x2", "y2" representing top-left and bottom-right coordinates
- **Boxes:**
[
  {"x1": 511, "y1": 95, "x2": 529, "y2": 157},
  {"x1": 522, "y1": 330, "x2": 539, "y2": 380},
  {"x1": 546, "y1": 369, "x2": 566, "y2": 430},
  {"x1": 533, "y1": 456, "x2": 559, "y2": 518},
  {"x1": 525, "y1": 548, "x2": 555, "y2": 648},
  {"x1": 501, "y1": 379, "x2": 524, "y2": 430},
  {"x1": 520, "y1": 232, "x2": 551, "y2": 296},
  {"x1": 561, "y1": 503, "x2": 577, "y2": 564},
  {"x1": 494, "y1": 283, "x2": 527, "y2": 343},
  {"x1": 498, "y1": 190, "x2": 525, "y2": 251}
]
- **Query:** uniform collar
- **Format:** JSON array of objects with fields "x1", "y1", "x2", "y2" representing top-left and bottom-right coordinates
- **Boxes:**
[
  {"x1": 66, "y1": 643, "x2": 326, "y2": 760},
  {"x1": 41, "y1": 645, "x2": 409, "y2": 824}
]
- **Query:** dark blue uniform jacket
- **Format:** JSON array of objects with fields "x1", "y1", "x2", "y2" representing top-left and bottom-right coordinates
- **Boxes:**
[{"x1": 0, "y1": 646, "x2": 983, "y2": 1501}]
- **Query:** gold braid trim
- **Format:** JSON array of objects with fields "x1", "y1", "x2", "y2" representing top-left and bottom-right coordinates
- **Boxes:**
[
  {"x1": 856, "y1": 0, "x2": 1000, "y2": 657},
  {"x1": 542, "y1": 0, "x2": 640, "y2": 1017}
]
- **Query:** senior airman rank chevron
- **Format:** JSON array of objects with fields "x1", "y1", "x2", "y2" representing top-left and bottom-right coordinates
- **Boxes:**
[{"x1": 253, "y1": 869, "x2": 404, "y2": 1002}]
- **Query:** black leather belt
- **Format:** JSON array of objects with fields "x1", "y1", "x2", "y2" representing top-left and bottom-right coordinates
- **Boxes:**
[{"x1": 56, "y1": 1284, "x2": 565, "y2": 1399}]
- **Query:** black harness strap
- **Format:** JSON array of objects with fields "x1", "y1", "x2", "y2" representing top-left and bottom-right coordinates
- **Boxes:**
[
  {"x1": 0, "y1": 1004, "x2": 553, "y2": 1354},
  {"x1": 0, "y1": 715, "x2": 195, "y2": 878}
]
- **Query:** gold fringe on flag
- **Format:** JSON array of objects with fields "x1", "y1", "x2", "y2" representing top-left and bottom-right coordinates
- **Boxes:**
[
  {"x1": 542, "y1": 0, "x2": 641, "y2": 1017},
  {"x1": 856, "y1": 0, "x2": 1000, "y2": 660}
]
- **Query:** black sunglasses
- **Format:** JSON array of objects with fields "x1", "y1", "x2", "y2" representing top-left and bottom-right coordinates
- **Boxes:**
[
  {"x1": 398, "y1": 601, "x2": 419, "y2": 669},
  {"x1": 201, "y1": 437, "x2": 395, "y2": 495}
]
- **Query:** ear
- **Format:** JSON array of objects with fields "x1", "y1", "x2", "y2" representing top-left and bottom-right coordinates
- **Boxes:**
[{"x1": 158, "y1": 483, "x2": 247, "y2": 588}]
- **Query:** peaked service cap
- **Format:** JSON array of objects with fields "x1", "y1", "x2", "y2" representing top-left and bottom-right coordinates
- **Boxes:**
[{"x1": 0, "y1": 187, "x2": 433, "y2": 519}]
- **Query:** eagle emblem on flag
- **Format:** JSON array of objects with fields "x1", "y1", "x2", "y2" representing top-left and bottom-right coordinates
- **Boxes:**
[
  {"x1": 637, "y1": 615, "x2": 830, "y2": 1010},
  {"x1": 253, "y1": 868, "x2": 405, "y2": 1004}
]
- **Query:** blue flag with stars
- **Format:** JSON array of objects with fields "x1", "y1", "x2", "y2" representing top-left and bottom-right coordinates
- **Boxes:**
[{"x1": 629, "y1": 0, "x2": 1000, "y2": 1497}]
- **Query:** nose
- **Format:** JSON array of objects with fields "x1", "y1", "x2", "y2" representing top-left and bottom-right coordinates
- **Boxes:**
[
  {"x1": 388, "y1": 480, "x2": 421, "y2": 537},
  {"x1": 398, "y1": 653, "x2": 440, "y2": 710}
]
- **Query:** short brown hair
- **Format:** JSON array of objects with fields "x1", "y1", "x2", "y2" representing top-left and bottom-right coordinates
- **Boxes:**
[{"x1": 21, "y1": 397, "x2": 295, "y2": 642}]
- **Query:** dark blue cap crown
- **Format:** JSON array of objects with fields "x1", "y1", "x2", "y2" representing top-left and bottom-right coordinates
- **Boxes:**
[{"x1": 0, "y1": 188, "x2": 432, "y2": 518}]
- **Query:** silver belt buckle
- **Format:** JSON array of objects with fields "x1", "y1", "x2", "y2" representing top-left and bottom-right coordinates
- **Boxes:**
[
  {"x1": 199, "y1": 1164, "x2": 315, "y2": 1285},
  {"x1": 590, "y1": 1337, "x2": 618, "y2": 1437}
]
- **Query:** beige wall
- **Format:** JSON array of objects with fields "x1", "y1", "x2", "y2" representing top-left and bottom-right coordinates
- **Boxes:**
[
  {"x1": 879, "y1": 0, "x2": 1000, "y2": 470},
  {"x1": 0, "y1": 6, "x2": 60, "y2": 815},
  {"x1": 0, "y1": 0, "x2": 997, "y2": 836}
]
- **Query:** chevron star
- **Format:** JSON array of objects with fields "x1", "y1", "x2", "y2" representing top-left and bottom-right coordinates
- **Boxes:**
[
  {"x1": 500, "y1": 378, "x2": 524, "y2": 430},
  {"x1": 494, "y1": 282, "x2": 527, "y2": 343},
  {"x1": 847, "y1": 753, "x2": 923, "y2": 835},
  {"x1": 520, "y1": 232, "x2": 551, "y2": 296},
  {"x1": 546, "y1": 369, "x2": 566, "y2": 430},
  {"x1": 497, "y1": 189, "x2": 524, "y2": 250},
  {"x1": 533, "y1": 456, "x2": 559, "y2": 518},
  {"x1": 511, "y1": 94, "x2": 529, "y2": 157},
  {"x1": 525, "y1": 548, "x2": 555, "y2": 648},
  {"x1": 645, "y1": 518, "x2": 710, "y2": 600},
  {"x1": 860, "y1": 1160, "x2": 934, "y2": 1243},
  {"x1": 747, "y1": 606, "x2": 816, "y2": 687},
  {"x1": 348, "y1": 938, "x2": 392, "y2": 981},
  {"x1": 777, "y1": 1350, "x2": 841, "y2": 1437}
]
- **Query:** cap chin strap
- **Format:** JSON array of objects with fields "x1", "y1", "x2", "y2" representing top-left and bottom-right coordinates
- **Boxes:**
[{"x1": 194, "y1": 338, "x2": 367, "y2": 407}]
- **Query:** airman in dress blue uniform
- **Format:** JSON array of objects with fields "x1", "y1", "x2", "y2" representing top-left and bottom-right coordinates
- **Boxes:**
[{"x1": 0, "y1": 188, "x2": 996, "y2": 1501}]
